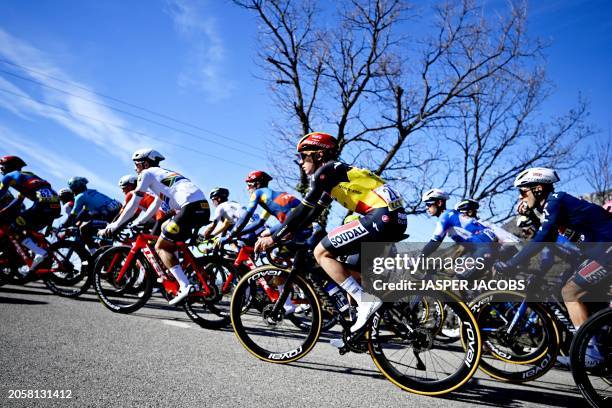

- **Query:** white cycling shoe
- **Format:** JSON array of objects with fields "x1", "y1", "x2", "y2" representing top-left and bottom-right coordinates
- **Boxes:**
[
  {"x1": 29, "y1": 253, "x2": 48, "y2": 272},
  {"x1": 350, "y1": 298, "x2": 383, "y2": 333},
  {"x1": 169, "y1": 284, "x2": 192, "y2": 306}
]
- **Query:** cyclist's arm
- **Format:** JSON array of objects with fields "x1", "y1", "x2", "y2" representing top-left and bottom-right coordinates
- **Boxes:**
[
  {"x1": 421, "y1": 217, "x2": 447, "y2": 257},
  {"x1": 107, "y1": 193, "x2": 139, "y2": 231},
  {"x1": 228, "y1": 193, "x2": 261, "y2": 238},
  {"x1": 63, "y1": 194, "x2": 86, "y2": 227},
  {"x1": 132, "y1": 195, "x2": 161, "y2": 226},
  {"x1": 506, "y1": 198, "x2": 561, "y2": 268},
  {"x1": 271, "y1": 194, "x2": 330, "y2": 243}
]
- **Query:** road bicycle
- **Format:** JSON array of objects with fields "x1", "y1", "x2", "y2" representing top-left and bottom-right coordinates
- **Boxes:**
[
  {"x1": 92, "y1": 229, "x2": 232, "y2": 329},
  {"x1": 230, "y1": 244, "x2": 482, "y2": 396},
  {"x1": 0, "y1": 223, "x2": 91, "y2": 297}
]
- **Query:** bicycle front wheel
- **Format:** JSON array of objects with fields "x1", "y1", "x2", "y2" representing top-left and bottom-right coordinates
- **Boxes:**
[
  {"x1": 93, "y1": 245, "x2": 153, "y2": 313},
  {"x1": 571, "y1": 307, "x2": 612, "y2": 408},
  {"x1": 368, "y1": 291, "x2": 481, "y2": 396},
  {"x1": 230, "y1": 265, "x2": 322, "y2": 364}
]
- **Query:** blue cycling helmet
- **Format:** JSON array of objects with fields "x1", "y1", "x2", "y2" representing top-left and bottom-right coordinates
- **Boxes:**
[{"x1": 68, "y1": 176, "x2": 89, "y2": 193}]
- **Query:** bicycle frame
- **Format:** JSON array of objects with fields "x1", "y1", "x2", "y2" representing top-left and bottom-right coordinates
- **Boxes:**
[
  {"x1": 0, "y1": 225, "x2": 67, "y2": 276},
  {"x1": 112, "y1": 233, "x2": 214, "y2": 299}
]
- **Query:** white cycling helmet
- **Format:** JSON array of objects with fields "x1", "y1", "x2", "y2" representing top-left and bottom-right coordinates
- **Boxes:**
[
  {"x1": 132, "y1": 148, "x2": 165, "y2": 163},
  {"x1": 513, "y1": 167, "x2": 559, "y2": 187},
  {"x1": 118, "y1": 174, "x2": 138, "y2": 188},
  {"x1": 422, "y1": 188, "x2": 450, "y2": 203}
]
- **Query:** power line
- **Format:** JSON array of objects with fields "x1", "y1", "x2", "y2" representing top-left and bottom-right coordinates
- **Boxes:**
[
  {"x1": 0, "y1": 58, "x2": 267, "y2": 153},
  {"x1": 0, "y1": 87, "x2": 257, "y2": 170}
]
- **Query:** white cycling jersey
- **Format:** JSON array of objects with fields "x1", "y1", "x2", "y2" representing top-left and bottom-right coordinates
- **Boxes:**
[
  {"x1": 214, "y1": 201, "x2": 247, "y2": 225},
  {"x1": 135, "y1": 167, "x2": 205, "y2": 210}
]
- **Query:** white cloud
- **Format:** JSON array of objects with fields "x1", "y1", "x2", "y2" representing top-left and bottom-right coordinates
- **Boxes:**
[
  {"x1": 165, "y1": 0, "x2": 234, "y2": 101},
  {"x1": 0, "y1": 27, "x2": 161, "y2": 163},
  {"x1": 0, "y1": 125, "x2": 118, "y2": 195}
]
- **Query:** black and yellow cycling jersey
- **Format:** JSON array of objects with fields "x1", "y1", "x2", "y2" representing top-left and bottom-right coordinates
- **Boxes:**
[
  {"x1": 272, "y1": 161, "x2": 405, "y2": 244},
  {"x1": 302, "y1": 162, "x2": 403, "y2": 214}
]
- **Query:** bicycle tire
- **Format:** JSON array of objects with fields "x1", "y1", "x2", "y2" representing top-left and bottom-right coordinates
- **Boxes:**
[
  {"x1": 183, "y1": 261, "x2": 235, "y2": 329},
  {"x1": 470, "y1": 291, "x2": 560, "y2": 383},
  {"x1": 368, "y1": 291, "x2": 482, "y2": 396},
  {"x1": 570, "y1": 307, "x2": 612, "y2": 408},
  {"x1": 43, "y1": 240, "x2": 92, "y2": 298},
  {"x1": 230, "y1": 265, "x2": 322, "y2": 364},
  {"x1": 93, "y1": 245, "x2": 153, "y2": 313}
]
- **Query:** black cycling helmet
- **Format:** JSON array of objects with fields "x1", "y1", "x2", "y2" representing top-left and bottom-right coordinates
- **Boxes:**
[
  {"x1": 209, "y1": 187, "x2": 229, "y2": 200},
  {"x1": 0, "y1": 156, "x2": 26, "y2": 174},
  {"x1": 455, "y1": 199, "x2": 479, "y2": 213}
]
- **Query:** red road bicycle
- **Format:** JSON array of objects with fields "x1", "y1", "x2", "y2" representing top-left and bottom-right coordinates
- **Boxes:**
[
  {"x1": 92, "y1": 229, "x2": 233, "y2": 329},
  {"x1": 0, "y1": 224, "x2": 91, "y2": 297}
]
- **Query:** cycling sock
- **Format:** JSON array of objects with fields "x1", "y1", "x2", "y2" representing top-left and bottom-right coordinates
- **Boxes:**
[
  {"x1": 21, "y1": 238, "x2": 47, "y2": 256},
  {"x1": 340, "y1": 276, "x2": 365, "y2": 304},
  {"x1": 168, "y1": 265, "x2": 190, "y2": 288}
]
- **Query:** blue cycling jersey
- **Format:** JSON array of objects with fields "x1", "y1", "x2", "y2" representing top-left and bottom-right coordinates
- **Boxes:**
[
  {"x1": 507, "y1": 191, "x2": 612, "y2": 267},
  {"x1": 0, "y1": 170, "x2": 58, "y2": 204},
  {"x1": 71, "y1": 189, "x2": 121, "y2": 219},
  {"x1": 432, "y1": 209, "x2": 496, "y2": 243}
]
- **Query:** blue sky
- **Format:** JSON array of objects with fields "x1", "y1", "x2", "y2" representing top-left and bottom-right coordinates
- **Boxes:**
[{"x1": 0, "y1": 0, "x2": 610, "y2": 240}]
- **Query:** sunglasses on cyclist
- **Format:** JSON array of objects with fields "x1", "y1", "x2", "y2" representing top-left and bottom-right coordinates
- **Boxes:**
[
  {"x1": 519, "y1": 188, "x2": 532, "y2": 198},
  {"x1": 296, "y1": 152, "x2": 317, "y2": 162}
]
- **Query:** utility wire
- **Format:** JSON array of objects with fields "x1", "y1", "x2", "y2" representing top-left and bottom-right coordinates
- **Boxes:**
[
  {"x1": 0, "y1": 58, "x2": 267, "y2": 153},
  {"x1": 0, "y1": 87, "x2": 257, "y2": 170}
]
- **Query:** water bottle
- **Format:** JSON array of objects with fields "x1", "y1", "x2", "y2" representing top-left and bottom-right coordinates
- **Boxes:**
[{"x1": 324, "y1": 281, "x2": 349, "y2": 313}]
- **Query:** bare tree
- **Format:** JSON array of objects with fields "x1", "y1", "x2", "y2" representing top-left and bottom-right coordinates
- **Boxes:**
[
  {"x1": 443, "y1": 67, "x2": 593, "y2": 221},
  {"x1": 234, "y1": 0, "x2": 405, "y2": 193},
  {"x1": 236, "y1": 0, "x2": 593, "y2": 221},
  {"x1": 583, "y1": 133, "x2": 612, "y2": 205}
]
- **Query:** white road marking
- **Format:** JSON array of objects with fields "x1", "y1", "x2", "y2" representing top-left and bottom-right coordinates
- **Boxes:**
[{"x1": 161, "y1": 320, "x2": 192, "y2": 329}]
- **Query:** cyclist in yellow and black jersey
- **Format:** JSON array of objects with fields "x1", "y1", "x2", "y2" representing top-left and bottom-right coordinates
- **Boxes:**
[{"x1": 256, "y1": 132, "x2": 407, "y2": 333}]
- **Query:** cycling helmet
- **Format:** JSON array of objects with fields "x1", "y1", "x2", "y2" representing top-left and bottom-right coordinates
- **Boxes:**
[
  {"x1": 0, "y1": 156, "x2": 26, "y2": 174},
  {"x1": 604, "y1": 200, "x2": 612, "y2": 214},
  {"x1": 132, "y1": 148, "x2": 165, "y2": 164},
  {"x1": 118, "y1": 174, "x2": 138, "y2": 188},
  {"x1": 209, "y1": 187, "x2": 230, "y2": 200},
  {"x1": 68, "y1": 176, "x2": 89, "y2": 192},
  {"x1": 422, "y1": 188, "x2": 450, "y2": 203},
  {"x1": 455, "y1": 198, "x2": 479, "y2": 213},
  {"x1": 514, "y1": 167, "x2": 560, "y2": 187},
  {"x1": 296, "y1": 132, "x2": 337, "y2": 152},
  {"x1": 245, "y1": 170, "x2": 272, "y2": 185},
  {"x1": 58, "y1": 188, "x2": 74, "y2": 200}
]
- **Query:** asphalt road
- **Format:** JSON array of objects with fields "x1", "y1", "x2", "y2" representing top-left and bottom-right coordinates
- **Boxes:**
[{"x1": 0, "y1": 282, "x2": 590, "y2": 408}]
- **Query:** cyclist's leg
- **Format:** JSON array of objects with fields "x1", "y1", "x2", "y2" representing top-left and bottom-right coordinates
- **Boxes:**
[
  {"x1": 18, "y1": 204, "x2": 59, "y2": 271},
  {"x1": 562, "y1": 244, "x2": 611, "y2": 328},
  {"x1": 317, "y1": 207, "x2": 406, "y2": 332},
  {"x1": 156, "y1": 200, "x2": 210, "y2": 304}
]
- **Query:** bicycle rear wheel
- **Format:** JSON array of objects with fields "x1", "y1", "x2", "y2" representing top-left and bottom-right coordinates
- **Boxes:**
[
  {"x1": 44, "y1": 240, "x2": 92, "y2": 297},
  {"x1": 230, "y1": 266, "x2": 322, "y2": 363},
  {"x1": 183, "y1": 261, "x2": 235, "y2": 329},
  {"x1": 571, "y1": 307, "x2": 612, "y2": 408},
  {"x1": 368, "y1": 291, "x2": 481, "y2": 396}
]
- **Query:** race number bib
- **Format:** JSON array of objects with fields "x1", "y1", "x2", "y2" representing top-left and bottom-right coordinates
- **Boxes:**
[{"x1": 373, "y1": 184, "x2": 404, "y2": 211}]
